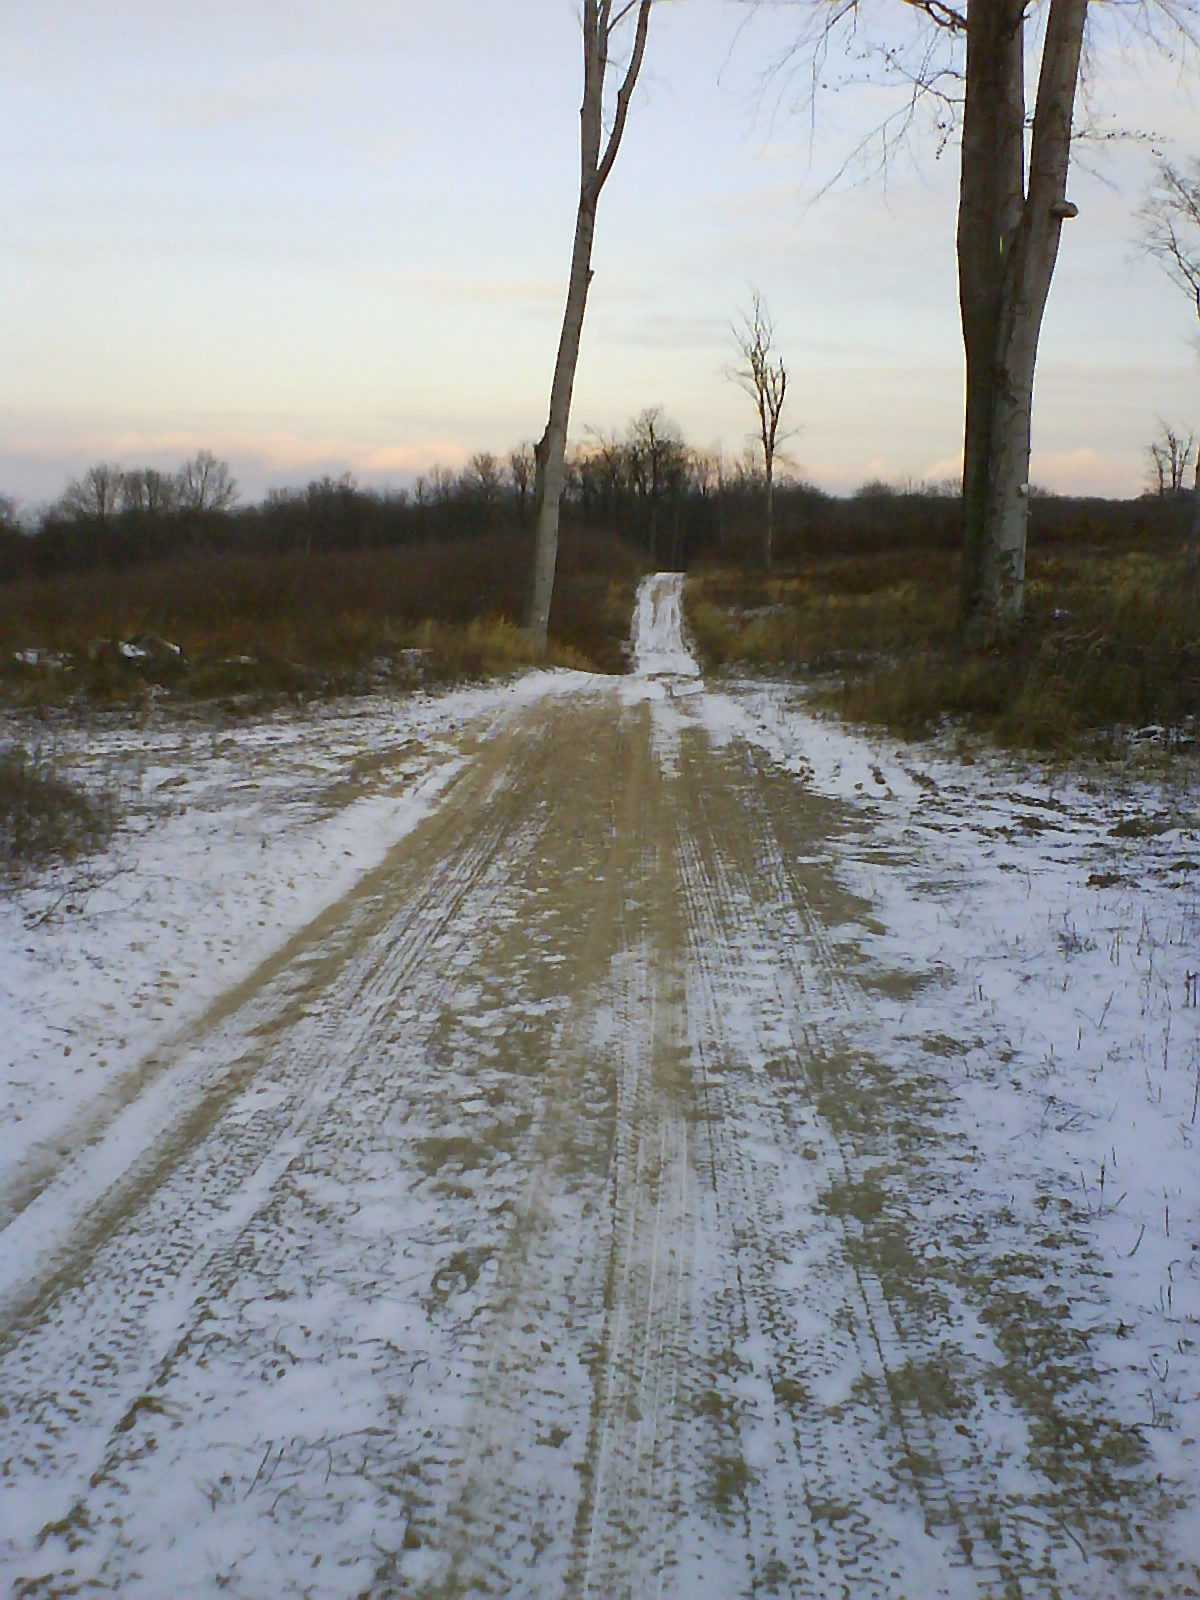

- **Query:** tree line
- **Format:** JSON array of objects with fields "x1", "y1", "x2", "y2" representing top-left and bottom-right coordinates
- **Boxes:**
[
  {"x1": 0, "y1": 413, "x2": 794, "y2": 582},
  {"x1": 8, "y1": 10, "x2": 1199, "y2": 625},
  {"x1": 2, "y1": 420, "x2": 1189, "y2": 592}
]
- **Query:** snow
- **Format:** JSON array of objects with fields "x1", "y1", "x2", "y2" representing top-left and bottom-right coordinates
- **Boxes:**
[
  {"x1": 629, "y1": 569, "x2": 701, "y2": 681},
  {"x1": 1, "y1": 574, "x2": 1198, "y2": 1595},
  {"x1": 694, "y1": 675, "x2": 1200, "y2": 1482},
  {"x1": 0, "y1": 672, "x2": 589, "y2": 1199}
]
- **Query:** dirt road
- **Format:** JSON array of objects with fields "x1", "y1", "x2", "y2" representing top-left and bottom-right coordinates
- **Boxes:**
[{"x1": 0, "y1": 576, "x2": 1190, "y2": 1598}]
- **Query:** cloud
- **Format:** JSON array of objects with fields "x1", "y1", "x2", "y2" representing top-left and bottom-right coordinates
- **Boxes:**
[
  {"x1": 1028, "y1": 446, "x2": 1132, "y2": 497},
  {"x1": 36, "y1": 428, "x2": 202, "y2": 461},
  {"x1": 0, "y1": 418, "x2": 475, "y2": 501},
  {"x1": 355, "y1": 442, "x2": 471, "y2": 475},
  {"x1": 345, "y1": 134, "x2": 414, "y2": 166},
  {"x1": 349, "y1": 270, "x2": 564, "y2": 306},
  {"x1": 610, "y1": 310, "x2": 726, "y2": 353}
]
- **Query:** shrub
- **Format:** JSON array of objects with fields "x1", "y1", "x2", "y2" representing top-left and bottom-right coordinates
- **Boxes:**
[
  {"x1": 0, "y1": 530, "x2": 647, "y2": 704},
  {"x1": 0, "y1": 751, "x2": 116, "y2": 876},
  {"x1": 688, "y1": 540, "x2": 1200, "y2": 750}
]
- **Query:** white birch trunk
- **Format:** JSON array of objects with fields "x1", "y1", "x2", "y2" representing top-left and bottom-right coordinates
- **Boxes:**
[
  {"x1": 527, "y1": 0, "x2": 652, "y2": 653},
  {"x1": 528, "y1": 197, "x2": 598, "y2": 647}
]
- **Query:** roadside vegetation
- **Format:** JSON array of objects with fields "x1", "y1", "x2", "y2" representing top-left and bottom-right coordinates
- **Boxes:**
[
  {"x1": 2, "y1": 437, "x2": 1197, "y2": 756},
  {"x1": 0, "y1": 749, "x2": 116, "y2": 878},
  {"x1": 0, "y1": 523, "x2": 644, "y2": 707},
  {"x1": 687, "y1": 483, "x2": 1200, "y2": 753}
]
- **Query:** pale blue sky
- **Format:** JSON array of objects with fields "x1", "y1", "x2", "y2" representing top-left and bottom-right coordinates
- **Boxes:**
[{"x1": 2, "y1": 0, "x2": 1197, "y2": 508}]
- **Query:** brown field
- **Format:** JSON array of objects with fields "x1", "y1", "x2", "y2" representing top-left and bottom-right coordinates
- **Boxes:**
[
  {"x1": 688, "y1": 511, "x2": 1200, "y2": 750},
  {"x1": 0, "y1": 531, "x2": 646, "y2": 705}
]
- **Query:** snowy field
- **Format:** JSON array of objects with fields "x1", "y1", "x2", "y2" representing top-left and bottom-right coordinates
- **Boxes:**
[
  {"x1": 1, "y1": 669, "x2": 593, "y2": 1194},
  {"x1": 0, "y1": 572, "x2": 1197, "y2": 1597},
  {"x1": 707, "y1": 682, "x2": 1200, "y2": 1485}
]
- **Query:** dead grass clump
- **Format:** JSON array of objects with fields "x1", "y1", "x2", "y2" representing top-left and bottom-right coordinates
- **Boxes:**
[
  {"x1": 688, "y1": 566, "x2": 956, "y2": 674},
  {"x1": 0, "y1": 530, "x2": 645, "y2": 705},
  {"x1": 832, "y1": 652, "x2": 1013, "y2": 738},
  {"x1": 839, "y1": 581, "x2": 1200, "y2": 747},
  {"x1": 691, "y1": 544, "x2": 1200, "y2": 750},
  {"x1": 409, "y1": 617, "x2": 592, "y2": 681},
  {"x1": 550, "y1": 531, "x2": 648, "y2": 672},
  {"x1": 0, "y1": 750, "x2": 116, "y2": 876}
]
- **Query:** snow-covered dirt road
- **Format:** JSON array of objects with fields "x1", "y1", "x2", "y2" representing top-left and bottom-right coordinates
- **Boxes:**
[{"x1": 1, "y1": 573, "x2": 1198, "y2": 1598}]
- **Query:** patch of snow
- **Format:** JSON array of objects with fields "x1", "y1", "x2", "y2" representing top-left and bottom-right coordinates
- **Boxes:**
[
  {"x1": 0, "y1": 675, "x2": 585, "y2": 1190},
  {"x1": 629, "y1": 571, "x2": 701, "y2": 681},
  {"x1": 2, "y1": 576, "x2": 1199, "y2": 1590},
  {"x1": 13, "y1": 649, "x2": 70, "y2": 670},
  {"x1": 694, "y1": 677, "x2": 1200, "y2": 1501}
]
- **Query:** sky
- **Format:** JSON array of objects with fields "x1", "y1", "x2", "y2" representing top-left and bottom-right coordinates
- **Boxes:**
[{"x1": 2, "y1": 0, "x2": 1198, "y2": 510}]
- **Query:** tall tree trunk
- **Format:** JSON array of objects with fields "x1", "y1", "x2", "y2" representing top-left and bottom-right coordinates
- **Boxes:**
[
  {"x1": 1188, "y1": 456, "x2": 1200, "y2": 578},
  {"x1": 958, "y1": 0, "x2": 1024, "y2": 624},
  {"x1": 527, "y1": 0, "x2": 652, "y2": 652},
  {"x1": 527, "y1": 194, "x2": 597, "y2": 646},
  {"x1": 959, "y1": 0, "x2": 1086, "y2": 637},
  {"x1": 764, "y1": 465, "x2": 774, "y2": 573}
]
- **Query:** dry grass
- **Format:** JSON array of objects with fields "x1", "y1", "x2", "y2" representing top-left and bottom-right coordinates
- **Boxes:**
[
  {"x1": 0, "y1": 532, "x2": 645, "y2": 705},
  {"x1": 0, "y1": 750, "x2": 117, "y2": 876},
  {"x1": 689, "y1": 542, "x2": 1200, "y2": 751},
  {"x1": 687, "y1": 553, "x2": 957, "y2": 673}
]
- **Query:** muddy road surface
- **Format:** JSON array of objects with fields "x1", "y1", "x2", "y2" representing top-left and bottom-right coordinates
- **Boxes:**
[{"x1": 0, "y1": 576, "x2": 1191, "y2": 1598}]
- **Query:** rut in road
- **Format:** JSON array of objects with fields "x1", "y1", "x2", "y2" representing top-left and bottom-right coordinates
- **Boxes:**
[{"x1": 0, "y1": 574, "x2": 1188, "y2": 1599}]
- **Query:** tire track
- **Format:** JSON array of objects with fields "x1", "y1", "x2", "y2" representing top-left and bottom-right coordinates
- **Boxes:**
[
  {"x1": 0, "y1": 584, "x2": 1185, "y2": 1598},
  {"x1": 0, "y1": 693, "x2": 626, "y2": 1591},
  {"x1": 672, "y1": 729, "x2": 914, "y2": 1598},
  {"x1": 674, "y1": 723, "x2": 1058, "y2": 1593},
  {"x1": 402, "y1": 699, "x2": 700, "y2": 1600},
  {"x1": 670, "y1": 704, "x2": 1174, "y2": 1597},
  {"x1": 0, "y1": 704, "x2": 553, "y2": 1325}
]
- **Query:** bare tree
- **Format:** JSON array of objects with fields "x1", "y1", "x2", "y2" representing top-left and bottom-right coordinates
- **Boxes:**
[
  {"x1": 120, "y1": 467, "x2": 179, "y2": 515},
  {"x1": 626, "y1": 407, "x2": 689, "y2": 565},
  {"x1": 461, "y1": 452, "x2": 505, "y2": 504},
  {"x1": 751, "y1": 1, "x2": 1199, "y2": 635},
  {"x1": 527, "y1": 0, "x2": 655, "y2": 651},
  {"x1": 577, "y1": 428, "x2": 632, "y2": 527},
  {"x1": 176, "y1": 450, "x2": 238, "y2": 513},
  {"x1": 508, "y1": 443, "x2": 536, "y2": 526},
  {"x1": 589, "y1": 428, "x2": 631, "y2": 505},
  {"x1": 690, "y1": 448, "x2": 719, "y2": 500},
  {"x1": 1146, "y1": 419, "x2": 1197, "y2": 496},
  {"x1": 1143, "y1": 157, "x2": 1200, "y2": 568},
  {"x1": 1144, "y1": 158, "x2": 1200, "y2": 317},
  {"x1": 59, "y1": 462, "x2": 124, "y2": 525},
  {"x1": 731, "y1": 292, "x2": 789, "y2": 571}
]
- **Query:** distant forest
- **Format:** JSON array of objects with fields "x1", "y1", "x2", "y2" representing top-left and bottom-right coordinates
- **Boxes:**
[{"x1": 1, "y1": 416, "x2": 1192, "y2": 587}]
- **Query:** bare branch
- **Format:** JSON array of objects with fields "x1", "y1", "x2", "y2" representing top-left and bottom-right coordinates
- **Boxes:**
[
  {"x1": 596, "y1": 0, "x2": 654, "y2": 193},
  {"x1": 609, "y1": 0, "x2": 643, "y2": 26},
  {"x1": 1142, "y1": 158, "x2": 1200, "y2": 320},
  {"x1": 909, "y1": 0, "x2": 967, "y2": 28},
  {"x1": 730, "y1": 292, "x2": 792, "y2": 569},
  {"x1": 744, "y1": 0, "x2": 1198, "y2": 189}
]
